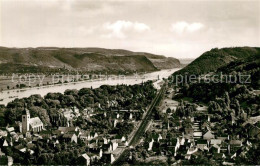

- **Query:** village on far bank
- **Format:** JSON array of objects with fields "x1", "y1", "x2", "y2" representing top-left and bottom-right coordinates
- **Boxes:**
[{"x1": 0, "y1": 77, "x2": 260, "y2": 165}]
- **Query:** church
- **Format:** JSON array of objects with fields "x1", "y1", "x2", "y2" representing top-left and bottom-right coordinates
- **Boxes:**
[{"x1": 22, "y1": 108, "x2": 44, "y2": 134}]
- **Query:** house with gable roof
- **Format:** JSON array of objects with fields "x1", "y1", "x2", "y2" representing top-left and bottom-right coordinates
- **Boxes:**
[{"x1": 203, "y1": 130, "x2": 215, "y2": 140}]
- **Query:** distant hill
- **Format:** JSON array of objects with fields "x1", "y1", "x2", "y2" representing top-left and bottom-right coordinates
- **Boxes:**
[
  {"x1": 0, "y1": 47, "x2": 180, "y2": 74},
  {"x1": 179, "y1": 58, "x2": 195, "y2": 65},
  {"x1": 173, "y1": 47, "x2": 260, "y2": 76}
]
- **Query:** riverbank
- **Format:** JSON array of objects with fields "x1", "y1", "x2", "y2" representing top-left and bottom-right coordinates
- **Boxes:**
[{"x1": 0, "y1": 68, "x2": 181, "y2": 105}]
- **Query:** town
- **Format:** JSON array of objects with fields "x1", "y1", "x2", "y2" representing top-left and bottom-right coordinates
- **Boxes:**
[
  {"x1": 0, "y1": 75, "x2": 259, "y2": 165},
  {"x1": 0, "y1": 81, "x2": 157, "y2": 165}
]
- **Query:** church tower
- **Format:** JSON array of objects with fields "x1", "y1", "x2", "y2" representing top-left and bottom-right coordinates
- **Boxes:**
[{"x1": 22, "y1": 105, "x2": 30, "y2": 134}]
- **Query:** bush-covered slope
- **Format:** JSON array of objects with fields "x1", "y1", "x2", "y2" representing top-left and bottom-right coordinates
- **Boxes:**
[
  {"x1": 173, "y1": 47, "x2": 259, "y2": 76},
  {"x1": 0, "y1": 47, "x2": 180, "y2": 73}
]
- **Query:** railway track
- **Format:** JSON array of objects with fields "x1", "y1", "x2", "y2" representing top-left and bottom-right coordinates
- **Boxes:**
[{"x1": 112, "y1": 83, "x2": 167, "y2": 165}]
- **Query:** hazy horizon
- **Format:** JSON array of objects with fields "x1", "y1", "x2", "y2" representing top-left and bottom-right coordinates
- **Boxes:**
[{"x1": 0, "y1": 0, "x2": 259, "y2": 59}]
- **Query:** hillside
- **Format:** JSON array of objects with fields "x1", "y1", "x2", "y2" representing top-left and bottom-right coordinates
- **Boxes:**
[
  {"x1": 216, "y1": 50, "x2": 260, "y2": 89},
  {"x1": 0, "y1": 47, "x2": 180, "y2": 74},
  {"x1": 173, "y1": 47, "x2": 260, "y2": 76}
]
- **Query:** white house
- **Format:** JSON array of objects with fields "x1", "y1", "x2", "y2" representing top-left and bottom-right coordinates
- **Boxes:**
[
  {"x1": 3, "y1": 140, "x2": 8, "y2": 147},
  {"x1": 148, "y1": 138, "x2": 154, "y2": 151},
  {"x1": 203, "y1": 130, "x2": 215, "y2": 140},
  {"x1": 111, "y1": 140, "x2": 118, "y2": 151},
  {"x1": 81, "y1": 153, "x2": 91, "y2": 166}
]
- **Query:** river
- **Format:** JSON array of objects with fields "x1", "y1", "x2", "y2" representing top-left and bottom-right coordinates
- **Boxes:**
[{"x1": 0, "y1": 68, "x2": 181, "y2": 105}]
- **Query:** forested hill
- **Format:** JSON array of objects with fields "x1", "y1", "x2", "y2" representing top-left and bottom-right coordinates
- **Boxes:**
[
  {"x1": 0, "y1": 47, "x2": 180, "y2": 74},
  {"x1": 173, "y1": 47, "x2": 260, "y2": 76},
  {"x1": 171, "y1": 46, "x2": 260, "y2": 104}
]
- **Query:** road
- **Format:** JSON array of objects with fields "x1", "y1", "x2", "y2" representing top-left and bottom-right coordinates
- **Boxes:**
[{"x1": 112, "y1": 83, "x2": 167, "y2": 165}]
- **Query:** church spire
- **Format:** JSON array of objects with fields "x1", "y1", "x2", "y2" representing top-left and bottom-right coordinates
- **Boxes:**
[{"x1": 22, "y1": 103, "x2": 29, "y2": 115}]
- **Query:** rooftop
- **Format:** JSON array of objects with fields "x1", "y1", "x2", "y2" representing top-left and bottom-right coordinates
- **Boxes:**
[{"x1": 30, "y1": 117, "x2": 43, "y2": 127}]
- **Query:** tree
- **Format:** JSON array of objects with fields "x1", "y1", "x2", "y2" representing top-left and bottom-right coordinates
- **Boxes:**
[
  {"x1": 224, "y1": 91, "x2": 230, "y2": 108},
  {"x1": 38, "y1": 154, "x2": 48, "y2": 164}
]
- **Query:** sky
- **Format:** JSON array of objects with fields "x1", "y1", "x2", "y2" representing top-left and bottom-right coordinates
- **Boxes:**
[{"x1": 0, "y1": 0, "x2": 259, "y2": 59}]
